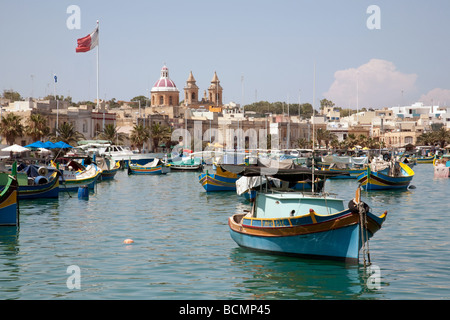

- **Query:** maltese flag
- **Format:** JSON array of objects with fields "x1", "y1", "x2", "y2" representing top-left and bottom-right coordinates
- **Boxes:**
[{"x1": 76, "y1": 25, "x2": 99, "y2": 53}]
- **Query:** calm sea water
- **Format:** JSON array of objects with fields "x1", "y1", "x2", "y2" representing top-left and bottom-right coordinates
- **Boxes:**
[{"x1": 0, "y1": 164, "x2": 449, "y2": 300}]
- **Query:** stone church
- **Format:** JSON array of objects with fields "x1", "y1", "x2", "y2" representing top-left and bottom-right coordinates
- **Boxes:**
[{"x1": 150, "y1": 65, "x2": 223, "y2": 113}]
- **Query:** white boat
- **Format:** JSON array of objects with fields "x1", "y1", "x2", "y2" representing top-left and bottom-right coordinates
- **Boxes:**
[{"x1": 71, "y1": 141, "x2": 158, "y2": 167}]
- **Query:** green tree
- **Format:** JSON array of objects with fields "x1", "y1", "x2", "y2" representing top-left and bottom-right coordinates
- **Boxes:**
[
  {"x1": 320, "y1": 98, "x2": 335, "y2": 110},
  {"x1": 49, "y1": 122, "x2": 84, "y2": 145},
  {"x1": 97, "y1": 124, "x2": 127, "y2": 144},
  {"x1": 0, "y1": 113, "x2": 24, "y2": 145},
  {"x1": 150, "y1": 123, "x2": 172, "y2": 152},
  {"x1": 130, "y1": 124, "x2": 151, "y2": 152},
  {"x1": 26, "y1": 113, "x2": 50, "y2": 141},
  {"x1": 131, "y1": 95, "x2": 149, "y2": 107},
  {"x1": 2, "y1": 90, "x2": 23, "y2": 102}
]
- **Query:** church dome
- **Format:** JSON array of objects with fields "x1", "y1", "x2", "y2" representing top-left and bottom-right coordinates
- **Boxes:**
[{"x1": 151, "y1": 65, "x2": 179, "y2": 92}]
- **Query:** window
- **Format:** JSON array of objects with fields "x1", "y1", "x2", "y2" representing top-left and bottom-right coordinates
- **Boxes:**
[
  {"x1": 192, "y1": 93, "x2": 196, "y2": 100},
  {"x1": 159, "y1": 96, "x2": 163, "y2": 105},
  {"x1": 169, "y1": 96, "x2": 173, "y2": 105}
]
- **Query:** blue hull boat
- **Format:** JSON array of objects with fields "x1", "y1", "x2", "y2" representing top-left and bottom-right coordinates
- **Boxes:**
[{"x1": 0, "y1": 163, "x2": 19, "y2": 226}]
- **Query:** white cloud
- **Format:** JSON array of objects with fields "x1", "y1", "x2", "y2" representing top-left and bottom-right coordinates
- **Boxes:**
[
  {"x1": 323, "y1": 59, "x2": 418, "y2": 109},
  {"x1": 418, "y1": 88, "x2": 450, "y2": 106}
]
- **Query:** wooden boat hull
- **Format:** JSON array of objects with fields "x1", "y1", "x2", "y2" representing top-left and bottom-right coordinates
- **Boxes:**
[
  {"x1": 0, "y1": 176, "x2": 19, "y2": 226},
  {"x1": 229, "y1": 208, "x2": 386, "y2": 263},
  {"x1": 128, "y1": 164, "x2": 170, "y2": 175},
  {"x1": 357, "y1": 162, "x2": 414, "y2": 190},
  {"x1": 100, "y1": 162, "x2": 120, "y2": 180},
  {"x1": 100, "y1": 167, "x2": 120, "y2": 180},
  {"x1": 416, "y1": 155, "x2": 435, "y2": 163},
  {"x1": 60, "y1": 168, "x2": 101, "y2": 191},
  {"x1": 169, "y1": 164, "x2": 203, "y2": 171},
  {"x1": 18, "y1": 171, "x2": 60, "y2": 199},
  {"x1": 198, "y1": 169, "x2": 238, "y2": 192},
  {"x1": 327, "y1": 168, "x2": 367, "y2": 179}
]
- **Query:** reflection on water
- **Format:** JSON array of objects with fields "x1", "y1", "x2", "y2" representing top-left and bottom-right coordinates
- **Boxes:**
[
  {"x1": 228, "y1": 247, "x2": 385, "y2": 300},
  {"x1": 0, "y1": 165, "x2": 449, "y2": 299}
]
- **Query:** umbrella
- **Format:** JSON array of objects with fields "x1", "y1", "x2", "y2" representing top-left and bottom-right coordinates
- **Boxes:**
[
  {"x1": 42, "y1": 141, "x2": 57, "y2": 149},
  {"x1": 2, "y1": 144, "x2": 30, "y2": 152},
  {"x1": 54, "y1": 141, "x2": 73, "y2": 149},
  {"x1": 25, "y1": 141, "x2": 46, "y2": 148}
]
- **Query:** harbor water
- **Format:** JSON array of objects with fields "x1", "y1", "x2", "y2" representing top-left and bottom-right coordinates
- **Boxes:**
[{"x1": 0, "y1": 164, "x2": 449, "y2": 300}]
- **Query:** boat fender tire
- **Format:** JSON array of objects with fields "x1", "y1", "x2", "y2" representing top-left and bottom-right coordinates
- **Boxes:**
[
  {"x1": 348, "y1": 199, "x2": 369, "y2": 214},
  {"x1": 38, "y1": 166, "x2": 48, "y2": 176},
  {"x1": 34, "y1": 176, "x2": 49, "y2": 185}
]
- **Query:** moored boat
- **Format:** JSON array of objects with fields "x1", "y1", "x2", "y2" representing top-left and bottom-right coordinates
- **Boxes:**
[
  {"x1": 0, "y1": 163, "x2": 19, "y2": 226},
  {"x1": 166, "y1": 157, "x2": 203, "y2": 171},
  {"x1": 318, "y1": 155, "x2": 369, "y2": 179},
  {"x1": 433, "y1": 156, "x2": 450, "y2": 178},
  {"x1": 198, "y1": 166, "x2": 238, "y2": 192},
  {"x1": 416, "y1": 154, "x2": 436, "y2": 164},
  {"x1": 356, "y1": 159, "x2": 414, "y2": 190},
  {"x1": 52, "y1": 160, "x2": 102, "y2": 191},
  {"x1": 127, "y1": 159, "x2": 170, "y2": 175},
  {"x1": 225, "y1": 164, "x2": 387, "y2": 263},
  {"x1": 96, "y1": 156, "x2": 120, "y2": 180},
  {"x1": 1, "y1": 164, "x2": 60, "y2": 199}
]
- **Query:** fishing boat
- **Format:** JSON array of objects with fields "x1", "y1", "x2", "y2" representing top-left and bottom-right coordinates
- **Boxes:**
[
  {"x1": 225, "y1": 164, "x2": 387, "y2": 263},
  {"x1": 11, "y1": 164, "x2": 60, "y2": 199},
  {"x1": 127, "y1": 158, "x2": 170, "y2": 175},
  {"x1": 318, "y1": 155, "x2": 369, "y2": 179},
  {"x1": 0, "y1": 163, "x2": 19, "y2": 226},
  {"x1": 96, "y1": 156, "x2": 120, "y2": 180},
  {"x1": 198, "y1": 166, "x2": 238, "y2": 192},
  {"x1": 166, "y1": 157, "x2": 203, "y2": 171},
  {"x1": 356, "y1": 159, "x2": 415, "y2": 190},
  {"x1": 72, "y1": 141, "x2": 157, "y2": 167},
  {"x1": 416, "y1": 154, "x2": 435, "y2": 164},
  {"x1": 433, "y1": 156, "x2": 450, "y2": 178},
  {"x1": 52, "y1": 160, "x2": 102, "y2": 191},
  {"x1": 0, "y1": 165, "x2": 58, "y2": 199}
]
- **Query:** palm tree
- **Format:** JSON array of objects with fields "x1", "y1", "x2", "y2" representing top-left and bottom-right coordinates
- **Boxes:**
[
  {"x1": 97, "y1": 124, "x2": 127, "y2": 144},
  {"x1": 130, "y1": 124, "x2": 150, "y2": 152},
  {"x1": 49, "y1": 122, "x2": 85, "y2": 145},
  {"x1": 150, "y1": 123, "x2": 172, "y2": 152},
  {"x1": 431, "y1": 127, "x2": 450, "y2": 148},
  {"x1": 295, "y1": 138, "x2": 310, "y2": 149},
  {"x1": 26, "y1": 113, "x2": 50, "y2": 142},
  {"x1": 0, "y1": 113, "x2": 24, "y2": 145}
]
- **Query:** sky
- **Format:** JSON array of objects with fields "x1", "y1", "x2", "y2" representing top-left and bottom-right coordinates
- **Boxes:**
[{"x1": 1, "y1": 0, "x2": 450, "y2": 110}]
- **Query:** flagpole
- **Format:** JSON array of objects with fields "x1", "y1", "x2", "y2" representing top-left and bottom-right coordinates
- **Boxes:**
[{"x1": 96, "y1": 20, "x2": 99, "y2": 112}]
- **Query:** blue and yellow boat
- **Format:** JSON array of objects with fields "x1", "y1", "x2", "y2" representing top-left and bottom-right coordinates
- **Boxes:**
[
  {"x1": 416, "y1": 154, "x2": 436, "y2": 164},
  {"x1": 356, "y1": 161, "x2": 414, "y2": 190},
  {"x1": 1, "y1": 165, "x2": 60, "y2": 199},
  {"x1": 0, "y1": 163, "x2": 19, "y2": 226},
  {"x1": 128, "y1": 159, "x2": 170, "y2": 175},
  {"x1": 198, "y1": 166, "x2": 238, "y2": 192},
  {"x1": 226, "y1": 164, "x2": 387, "y2": 263}
]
